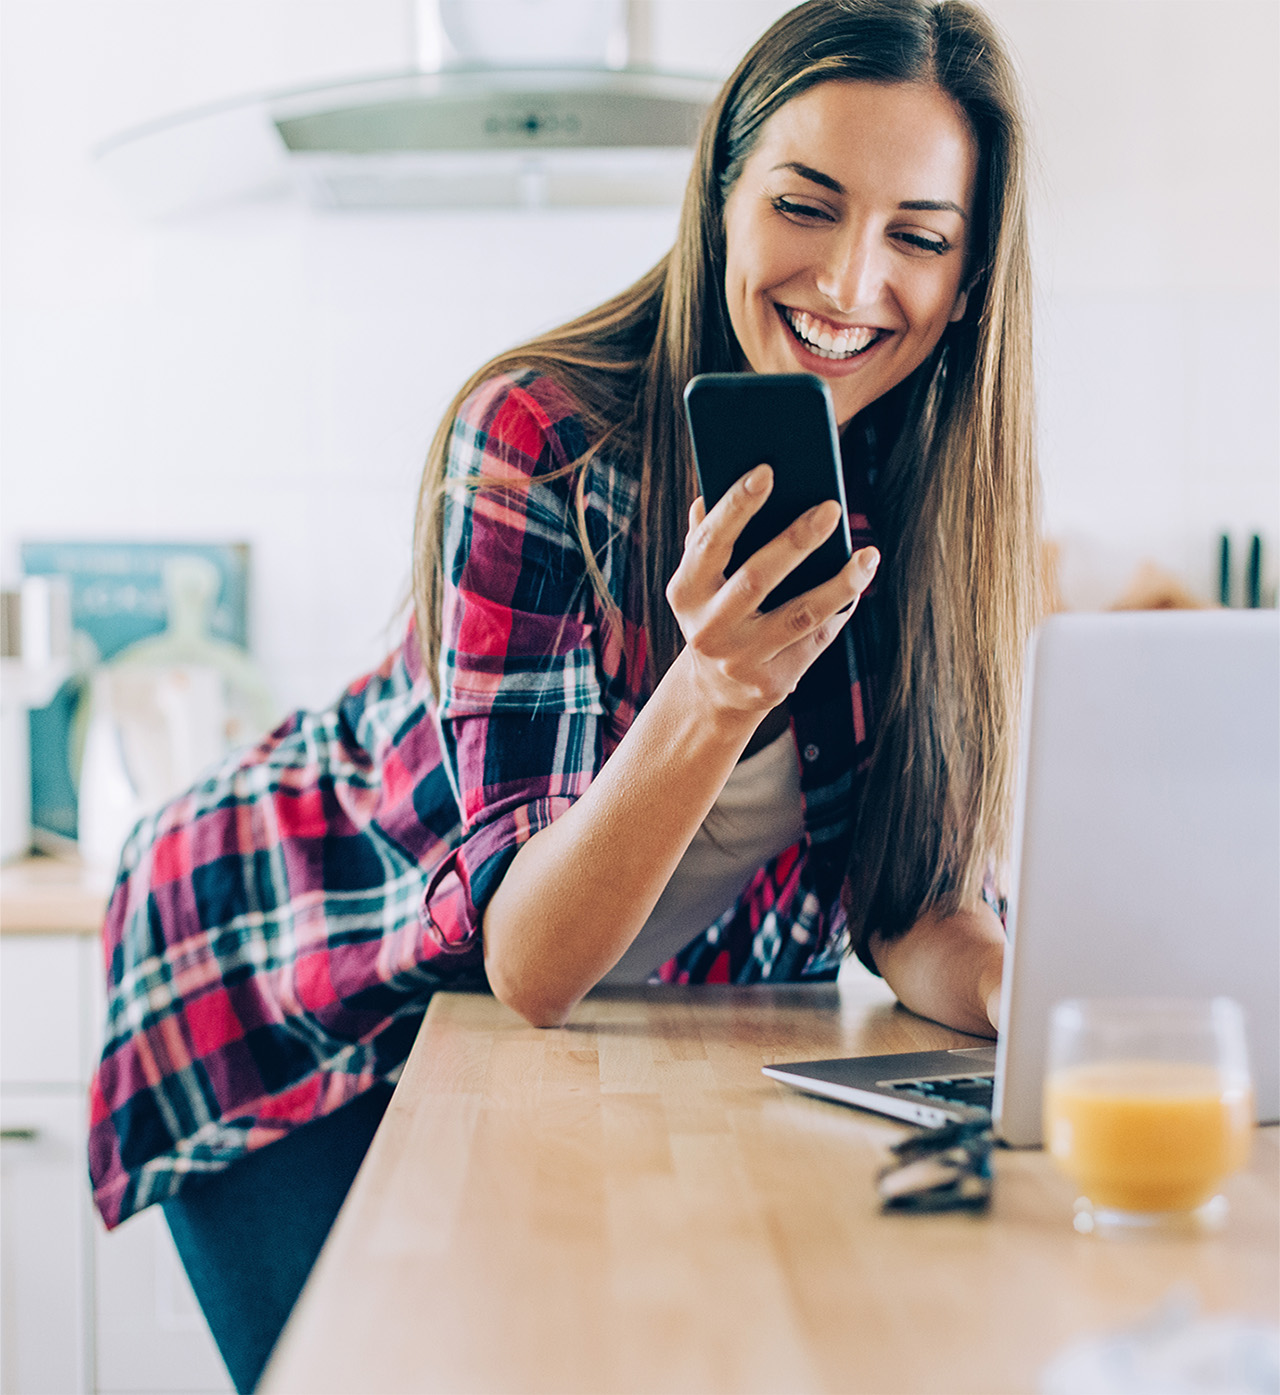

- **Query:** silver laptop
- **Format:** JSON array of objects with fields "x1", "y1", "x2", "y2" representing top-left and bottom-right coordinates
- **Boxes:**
[{"x1": 764, "y1": 610, "x2": 1280, "y2": 1146}]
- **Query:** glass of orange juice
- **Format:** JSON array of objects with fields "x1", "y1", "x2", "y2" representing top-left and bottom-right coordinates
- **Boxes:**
[{"x1": 1044, "y1": 998, "x2": 1254, "y2": 1234}]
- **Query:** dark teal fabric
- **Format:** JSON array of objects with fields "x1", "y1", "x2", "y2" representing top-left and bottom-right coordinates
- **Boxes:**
[{"x1": 162, "y1": 1081, "x2": 394, "y2": 1393}]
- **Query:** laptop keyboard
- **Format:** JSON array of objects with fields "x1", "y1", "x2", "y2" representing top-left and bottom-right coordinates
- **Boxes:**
[{"x1": 884, "y1": 1074, "x2": 995, "y2": 1112}]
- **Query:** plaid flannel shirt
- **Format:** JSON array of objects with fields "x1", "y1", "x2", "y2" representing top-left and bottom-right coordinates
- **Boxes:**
[{"x1": 88, "y1": 370, "x2": 888, "y2": 1229}]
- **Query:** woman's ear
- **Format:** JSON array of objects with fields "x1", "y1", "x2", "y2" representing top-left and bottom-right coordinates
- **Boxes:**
[{"x1": 951, "y1": 268, "x2": 986, "y2": 324}]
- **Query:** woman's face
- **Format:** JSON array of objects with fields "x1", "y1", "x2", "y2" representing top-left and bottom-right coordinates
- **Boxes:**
[{"x1": 722, "y1": 79, "x2": 978, "y2": 427}]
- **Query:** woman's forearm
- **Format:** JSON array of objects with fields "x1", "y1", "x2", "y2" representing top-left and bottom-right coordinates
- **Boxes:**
[
  {"x1": 869, "y1": 904, "x2": 1006, "y2": 1038},
  {"x1": 482, "y1": 469, "x2": 875, "y2": 1027},
  {"x1": 482, "y1": 646, "x2": 758, "y2": 1026}
]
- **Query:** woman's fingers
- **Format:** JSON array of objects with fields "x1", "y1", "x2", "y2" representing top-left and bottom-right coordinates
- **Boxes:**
[
  {"x1": 681, "y1": 546, "x2": 874, "y2": 713},
  {"x1": 771, "y1": 547, "x2": 880, "y2": 666},
  {"x1": 667, "y1": 463, "x2": 881, "y2": 714},
  {"x1": 760, "y1": 545, "x2": 880, "y2": 651},
  {"x1": 718, "y1": 497, "x2": 844, "y2": 611},
  {"x1": 683, "y1": 464, "x2": 772, "y2": 570},
  {"x1": 786, "y1": 541, "x2": 886, "y2": 630},
  {"x1": 680, "y1": 471, "x2": 848, "y2": 621},
  {"x1": 669, "y1": 464, "x2": 773, "y2": 613}
]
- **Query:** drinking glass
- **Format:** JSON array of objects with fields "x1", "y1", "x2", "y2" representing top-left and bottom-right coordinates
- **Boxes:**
[{"x1": 1043, "y1": 997, "x2": 1254, "y2": 1234}]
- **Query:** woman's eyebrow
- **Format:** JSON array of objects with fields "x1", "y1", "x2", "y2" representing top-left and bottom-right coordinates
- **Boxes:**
[
  {"x1": 770, "y1": 165, "x2": 968, "y2": 221},
  {"x1": 772, "y1": 161, "x2": 844, "y2": 193},
  {"x1": 898, "y1": 198, "x2": 967, "y2": 220}
]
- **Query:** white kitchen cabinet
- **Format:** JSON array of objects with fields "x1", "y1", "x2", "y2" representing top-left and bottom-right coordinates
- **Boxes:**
[
  {"x1": 1, "y1": 933, "x2": 94, "y2": 1395},
  {"x1": 0, "y1": 934, "x2": 90, "y2": 1087},
  {"x1": 0, "y1": 927, "x2": 231, "y2": 1395},
  {"x1": 95, "y1": 1207, "x2": 230, "y2": 1395},
  {"x1": 0, "y1": 1091, "x2": 93, "y2": 1395}
]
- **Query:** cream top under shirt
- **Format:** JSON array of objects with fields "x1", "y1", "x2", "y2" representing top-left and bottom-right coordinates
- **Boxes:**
[{"x1": 601, "y1": 729, "x2": 806, "y2": 984}]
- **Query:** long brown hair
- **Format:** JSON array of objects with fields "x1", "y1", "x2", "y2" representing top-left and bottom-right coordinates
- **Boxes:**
[{"x1": 413, "y1": 0, "x2": 1040, "y2": 947}]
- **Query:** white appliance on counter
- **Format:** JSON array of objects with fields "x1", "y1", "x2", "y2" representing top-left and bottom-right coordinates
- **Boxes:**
[
  {"x1": 1, "y1": 577, "x2": 73, "y2": 862},
  {"x1": 76, "y1": 556, "x2": 275, "y2": 874}
]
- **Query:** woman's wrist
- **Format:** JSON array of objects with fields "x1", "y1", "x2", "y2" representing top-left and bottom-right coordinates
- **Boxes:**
[{"x1": 665, "y1": 644, "x2": 775, "y2": 747}]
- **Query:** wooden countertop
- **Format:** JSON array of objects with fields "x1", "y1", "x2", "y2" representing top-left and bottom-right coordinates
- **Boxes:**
[
  {"x1": 263, "y1": 980, "x2": 1279, "y2": 1395},
  {"x1": 0, "y1": 854, "x2": 110, "y2": 934}
]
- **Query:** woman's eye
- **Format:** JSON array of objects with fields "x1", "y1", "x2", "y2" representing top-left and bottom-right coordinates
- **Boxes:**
[
  {"x1": 896, "y1": 232, "x2": 952, "y2": 256},
  {"x1": 771, "y1": 196, "x2": 834, "y2": 223}
]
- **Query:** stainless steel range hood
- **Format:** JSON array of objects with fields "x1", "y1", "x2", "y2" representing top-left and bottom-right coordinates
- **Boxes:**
[
  {"x1": 94, "y1": 64, "x2": 716, "y2": 216},
  {"x1": 272, "y1": 66, "x2": 715, "y2": 209},
  {"x1": 93, "y1": 0, "x2": 717, "y2": 216}
]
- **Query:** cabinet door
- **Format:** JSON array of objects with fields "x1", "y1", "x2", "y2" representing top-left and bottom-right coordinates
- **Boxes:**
[
  {"x1": 0, "y1": 1091, "x2": 91, "y2": 1395},
  {"x1": 94, "y1": 1206, "x2": 232, "y2": 1394},
  {"x1": 0, "y1": 937, "x2": 87, "y2": 1088}
]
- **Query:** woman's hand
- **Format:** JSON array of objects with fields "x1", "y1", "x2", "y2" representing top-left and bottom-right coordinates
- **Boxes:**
[
  {"x1": 665, "y1": 465, "x2": 880, "y2": 723},
  {"x1": 869, "y1": 904, "x2": 1007, "y2": 1039},
  {"x1": 983, "y1": 970, "x2": 1003, "y2": 1032}
]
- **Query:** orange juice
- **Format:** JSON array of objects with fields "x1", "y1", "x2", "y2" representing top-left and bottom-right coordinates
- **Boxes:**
[{"x1": 1044, "y1": 1060, "x2": 1254, "y2": 1212}]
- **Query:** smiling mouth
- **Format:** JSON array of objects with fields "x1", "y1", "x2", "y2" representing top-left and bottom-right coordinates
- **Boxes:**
[{"x1": 779, "y1": 307, "x2": 886, "y2": 361}]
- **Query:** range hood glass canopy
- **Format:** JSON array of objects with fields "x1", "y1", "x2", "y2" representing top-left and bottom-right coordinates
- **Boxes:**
[{"x1": 95, "y1": 65, "x2": 717, "y2": 216}]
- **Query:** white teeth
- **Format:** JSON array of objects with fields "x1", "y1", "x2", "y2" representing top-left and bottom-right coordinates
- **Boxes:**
[{"x1": 783, "y1": 309, "x2": 877, "y2": 360}]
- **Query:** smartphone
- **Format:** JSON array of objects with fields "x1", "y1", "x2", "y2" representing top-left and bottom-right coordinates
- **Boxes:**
[{"x1": 682, "y1": 372, "x2": 853, "y2": 611}]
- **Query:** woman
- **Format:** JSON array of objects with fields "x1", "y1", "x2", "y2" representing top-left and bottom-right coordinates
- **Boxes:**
[{"x1": 89, "y1": 1, "x2": 1038, "y2": 1388}]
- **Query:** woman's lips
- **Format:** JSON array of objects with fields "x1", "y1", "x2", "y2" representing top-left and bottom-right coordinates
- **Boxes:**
[{"x1": 776, "y1": 305, "x2": 889, "y2": 373}]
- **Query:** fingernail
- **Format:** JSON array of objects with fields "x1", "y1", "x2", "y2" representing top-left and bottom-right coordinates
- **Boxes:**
[
  {"x1": 743, "y1": 464, "x2": 770, "y2": 494},
  {"x1": 858, "y1": 547, "x2": 880, "y2": 576}
]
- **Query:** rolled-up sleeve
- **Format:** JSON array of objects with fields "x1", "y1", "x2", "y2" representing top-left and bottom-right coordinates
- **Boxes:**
[{"x1": 421, "y1": 372, "x2": 628, "y2": 952}]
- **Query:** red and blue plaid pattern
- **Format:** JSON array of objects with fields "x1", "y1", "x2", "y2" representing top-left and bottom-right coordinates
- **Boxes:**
[{"x1": 88, "y1": 371, "x2": 887, "y2": 1228}]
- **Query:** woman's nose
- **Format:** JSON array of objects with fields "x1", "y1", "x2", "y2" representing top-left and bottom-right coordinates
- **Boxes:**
[{"x1": 815, "y1": 229, "x2": 885, "y2": 315}]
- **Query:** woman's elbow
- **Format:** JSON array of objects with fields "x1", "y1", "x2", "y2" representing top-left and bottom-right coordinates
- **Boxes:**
[{"x1": 484, "y1": 946, "x2": 579, "y2": 1028}]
